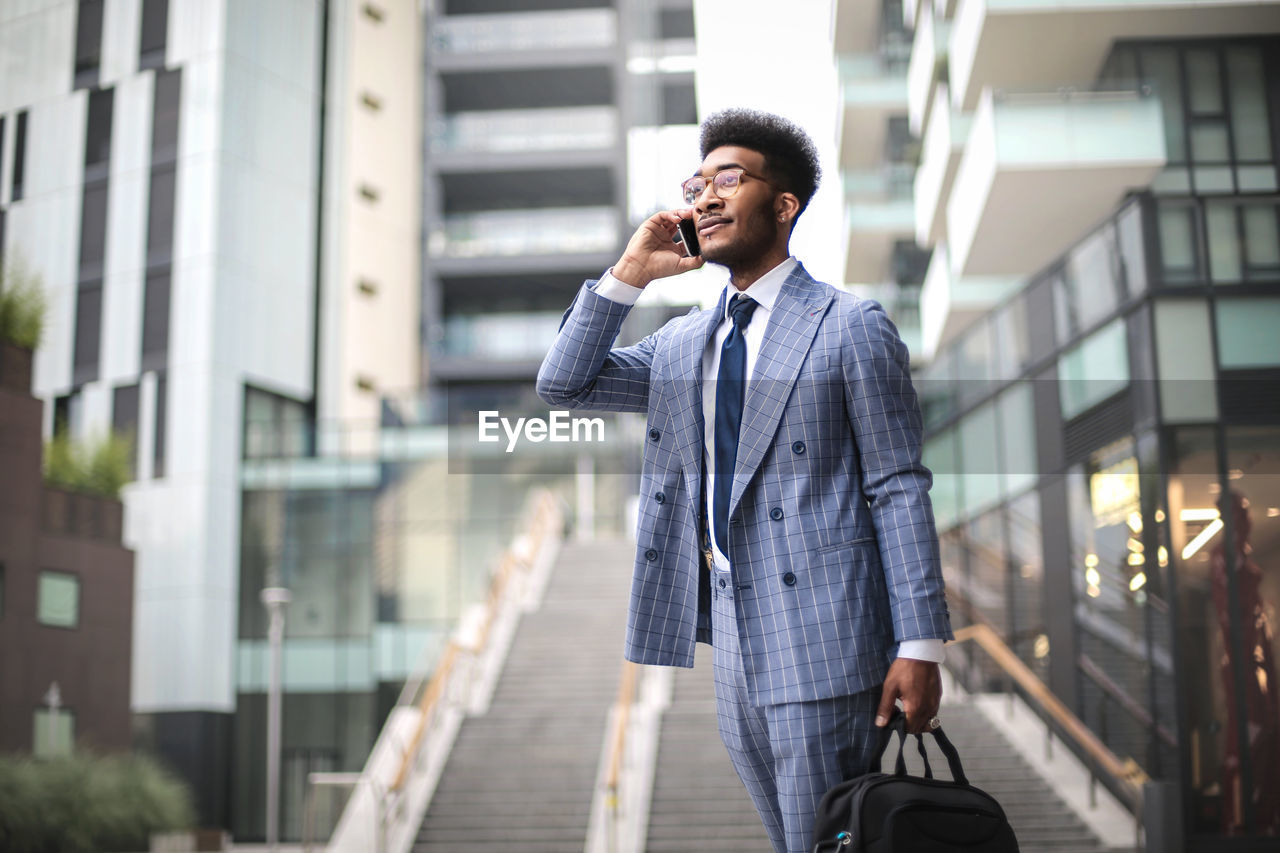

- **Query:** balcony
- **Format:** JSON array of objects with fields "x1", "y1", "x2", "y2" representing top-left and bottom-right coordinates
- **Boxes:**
[
  {"x1": 919, "y1": 243, "x2": 1021, "y2": 359},
  {"x1": 948, "y1": 0, "x2": 1280, "y2": 112},
  {"x1": 914, "y1": 84, "x2": 971, "y2": 246},
  {"x1": 431, "y1": 107, "x2": 618, "y2": 171},
  {"x1": 833, "y1": 0, "x2": 889, "y2": 54},
  {"x1": 843, "y1": 166, "x2": 917, "y2": 284},
  {"x1": 431, "y1": 8, "x2": 617, "y2": 71},
  {"x1": 945, "y1": 86, "x2": 1165, "y2": 277},
  {"x1": 439, "y1": 311, "x2": 563, "y2": 363},
  {"x1": 432, "y1": 107, "x2": 617, "y2": 155},
  {"x1": 907, "y1": 0, "x2": 962, "y2": 27},
  {"x1": 429, "y1": 206, "x2": 620, "y2": 269},
  {"x1": 837, "y1": 55, "x2": 910, "y2": 171},
  {"x1": 906, "y1": 0, "x2": 949, "y2": 135}
]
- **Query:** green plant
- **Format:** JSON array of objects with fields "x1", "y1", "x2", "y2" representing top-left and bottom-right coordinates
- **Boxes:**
[
  {"x1": 0, "y1": 253, "x2": 47, "y2": 350},
  {"x1": 0, "y1": 753, "x2": 194, "y2": 853},
  {"x1": 43, "y1": 431, "x2": 135, "y2": 499}
]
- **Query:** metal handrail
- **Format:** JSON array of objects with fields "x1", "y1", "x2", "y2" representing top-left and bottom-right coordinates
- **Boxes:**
[
  {"x1": 602, "y1": 659, "x2": 639, "y2": 853},
  {"x1": 951, "y1": 623, "x2": 1148, "y2": 812},
  {"x1": 605, "y1": 661, "x2": 639, "y2": 794},
  {"x1": 387, "y1": 492, "x2": 559, "y2": 794}
]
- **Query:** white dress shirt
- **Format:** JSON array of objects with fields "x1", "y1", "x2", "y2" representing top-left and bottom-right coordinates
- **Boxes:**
[{"x1": 592, "y1": 263, "x2": 943, "y2": 664}]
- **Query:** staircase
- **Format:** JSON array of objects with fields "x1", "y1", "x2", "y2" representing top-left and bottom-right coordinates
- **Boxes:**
[
  {"x1": 412, "y1": 534, "x2": 1135, "y2": 853},
  {"x1": 412, "y1": 538, "x2": 633, "y2": 853},
  {"x1": 899, "y1": 698, "x2": 1133, "y2": 853},
  {"x1": 644, "y1": 660, "x2": 775, "y2": 852},
  {"x1": 644, "y1": 662, "x2": 1129, "y2": 853}
]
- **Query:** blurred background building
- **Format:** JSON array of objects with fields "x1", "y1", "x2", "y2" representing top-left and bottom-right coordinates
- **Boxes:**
[
  {"x1": 422, "y1": 0, "x2": 698, "y2": 416},
  {"x1": 1, "y1": 0, "x2": 694, "y2": 841},
  {"x1": 0, "y1": 336, "x2": 134, "y2": 760},
  {"x1": 834, "y1": 0, "x2": 1280, "y2": 846},
  {"x1": 5, "y1": 0, "x2": 1280, "y2": 847}
]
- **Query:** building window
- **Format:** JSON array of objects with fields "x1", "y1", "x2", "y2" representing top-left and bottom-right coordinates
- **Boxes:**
[
  {"x1": 1222, "y1": 425, "x2": 1280, "y2": 836},
  {"x1": 145, "y1": 165, "x2": 176, "y2": 263},
  {"x1": 1154, "y1": 300, "x2": 1217, "y2": 423},
  {"x1": 33, "y1": 707, "x2": 75, "y2": 758},
  {"x1": 139, "y1": 0, "x2": 169, "y2": 70},
  {"x1": 37, "y1": 571, "x2": 80, "y2": 628},
  {"x1": 151, "y1": 68, "x2": 181, "y2": 162},
  {"x1": 153, "y1": 372, "x2": 167, "y2": 478},
  {"x1": 1205, "y1": 198, "x2": 1280, "y2": 284},
  {"x1": 1067, "y1": 436, "x2": 1164, "y2": 774},
  {"x1": 78, "y1": 181, "x2": 109, "y2": 278},
  {"x1": 12, "y1": 111, "x2": 27, "y2": 202},
  {"x1": 113, "y1": 383, "x2": 140, "y2": 478},
  {"x1": 1058, "y1": 318, "x2": 1129, "y2": 421},
  {"x1": 243, "y1": 386, "x2": 312, "y2": 459},
  {"x1": 74, "y1": 0, "x2": 104, "y2": 87},
  {"x1": 1216, "y1": 297, "x2": 1280, "y2": 369},
  {"x1": 1110, "y1": 42, "x2": 1278, "y2": 196},
  {"x1": 0, "y1": 562, "x2": 6, "y2": 619},
  {"x1": 84, "y1": 88, "x2": 113, "y2": 172},
  {"x1": 141, "y1": 270, "x2": 171, "y2": 369},
  {"x1": 72, "y1": 283, "x2": 103, "y2": 383}
]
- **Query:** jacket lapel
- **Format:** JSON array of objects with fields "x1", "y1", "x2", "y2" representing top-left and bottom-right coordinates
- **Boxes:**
[
  {"x1": 668, "y1": 290, "x2": 725, "y2": 493},
  {"x1": 730, "y1": 264, "x2": 832, "y2": 514}
]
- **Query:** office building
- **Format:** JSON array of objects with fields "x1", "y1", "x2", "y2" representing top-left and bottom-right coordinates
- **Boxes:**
[
  {"x1": 834, "y1": 0, "x2": 1280, "y2": 846},
  {"x1": 0, "y1": 0, "x2": 420, "y2": 829}
]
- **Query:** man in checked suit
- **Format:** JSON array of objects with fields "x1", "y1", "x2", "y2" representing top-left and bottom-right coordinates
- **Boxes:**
[{"x1": 537, "y1": 109, "x2": 952, "y2": 853}]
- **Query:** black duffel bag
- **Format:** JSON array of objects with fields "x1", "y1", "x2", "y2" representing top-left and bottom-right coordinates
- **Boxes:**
[{"x1": 810, "y1": 708, "x2": 1019, "y2": 852}]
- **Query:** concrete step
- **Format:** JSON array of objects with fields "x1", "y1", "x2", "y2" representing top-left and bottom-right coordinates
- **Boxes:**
[{"x1": 412, "y1": 538, "x2": 634, "y2": 853}]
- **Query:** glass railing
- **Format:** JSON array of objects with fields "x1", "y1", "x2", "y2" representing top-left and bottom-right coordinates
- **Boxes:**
[
  {"x1": 433, "y1": 8, "x2": 616, "y2": 55},
  {"x1": 439, "y1": 311, "x2": 564, "y2": 361},
  {"x1": 430, "y1": 206, "x2": 619, "y2": 258},
  {"x1": 844, "y1": 163, "x2": 917, "y2": 200},
  {"x1": 432, "y1": 107, "x2": 617, "y2": 155}
]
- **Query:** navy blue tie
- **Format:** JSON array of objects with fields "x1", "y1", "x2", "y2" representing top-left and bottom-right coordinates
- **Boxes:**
[{"x1": 713, "y1": 295, "x2": 759, "y2": 554}]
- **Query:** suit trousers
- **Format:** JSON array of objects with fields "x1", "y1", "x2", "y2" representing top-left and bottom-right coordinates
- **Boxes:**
[{"x1": 710, "y1": 561, "x2": 882, "y2": 853}]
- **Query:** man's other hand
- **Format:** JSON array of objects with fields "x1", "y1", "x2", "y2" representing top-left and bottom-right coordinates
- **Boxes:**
[{"x1": 875, "y1": 658, "x2": 942, "y2": 735}]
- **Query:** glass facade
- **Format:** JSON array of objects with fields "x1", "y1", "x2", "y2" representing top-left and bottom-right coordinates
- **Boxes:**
[
  {"x1": 924, "y1": 34, "x2": 1280, "y2": 847},
  {"x1": 231, "y1": 397, "x2": 641, "y2": 840}
]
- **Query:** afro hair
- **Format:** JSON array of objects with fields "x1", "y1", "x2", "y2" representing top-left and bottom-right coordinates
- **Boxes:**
[{"x1": 699, "y1": 108, "x2": 822, "y2": 217}]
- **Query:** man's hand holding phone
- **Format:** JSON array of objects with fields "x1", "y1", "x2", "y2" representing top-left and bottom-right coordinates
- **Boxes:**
[{"x1": 611, "y1": 208, "x2": 705, "y2": 290}]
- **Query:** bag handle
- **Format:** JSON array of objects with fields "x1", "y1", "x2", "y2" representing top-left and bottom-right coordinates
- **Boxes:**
[{"x1": 868, "y1": 708, "x2": 968, "y2": 786}]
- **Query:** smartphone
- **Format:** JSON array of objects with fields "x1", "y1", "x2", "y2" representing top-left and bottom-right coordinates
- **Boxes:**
[{"x1": 676, "y1": 217, "x2": 700, "y2": 257}]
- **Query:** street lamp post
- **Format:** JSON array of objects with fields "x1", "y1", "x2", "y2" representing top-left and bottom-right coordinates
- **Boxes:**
[
  {"x1": 42, "y1": 682, "x2": 62, "y2": 756},
  {"x1": 261, "y1": 587, "x2": 292, "y2": 850}
]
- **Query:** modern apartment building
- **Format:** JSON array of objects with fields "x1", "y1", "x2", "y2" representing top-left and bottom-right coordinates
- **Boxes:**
[
  {"x1": 422, "y1": 0, "x2": 697, "y2": 415},
  {"x1": 835, "y1": 0, "x2": 1280, "y2": 847},
  {"x1": 0, "y1": 0, "x2": 420, "y2": 829}
]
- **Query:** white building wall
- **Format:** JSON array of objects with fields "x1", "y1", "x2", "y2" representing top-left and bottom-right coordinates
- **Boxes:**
[
  {"x1": 318, "y1": 0, "x2": 421, "y2": 450},
  {"x1": 6, "y1": 0, "x2": 412, "y2": 715}
]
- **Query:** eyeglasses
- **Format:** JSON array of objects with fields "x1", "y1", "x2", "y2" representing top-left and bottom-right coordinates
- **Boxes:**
[{"x1": 681, "y1": 168, "x2": 776, "y2": 205}]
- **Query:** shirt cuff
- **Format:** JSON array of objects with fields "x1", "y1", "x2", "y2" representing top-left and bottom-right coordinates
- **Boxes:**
[
  {"x1": 897, "y1": 639, "x2": 945, "y2": 664},
  {"x1": 591, "y1": 269, "x2": 645, "y2": 305}
]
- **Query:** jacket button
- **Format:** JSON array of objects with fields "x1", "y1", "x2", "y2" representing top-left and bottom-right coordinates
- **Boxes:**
[
  {"x1": 644, "y1": 548, "x2": 658, "y2": 561},
  {"x1": 783, "y1": 571, "x2": 797, "y2": 586},
  {"x1": 654, "y1": 491, "x2": 665, "y2": 504},
  {"x1": 770, "y1": 507, "x2": 784, "y2": 520},
  {"x1": 718, "y1": 578, "x2": 727, "y2": 589},
  {"x1": 792, "y1": 440, "x2": 806, "y2": 454},
  {"x1": 648, "y1": 428, "x2": 660, "y2": 442}
]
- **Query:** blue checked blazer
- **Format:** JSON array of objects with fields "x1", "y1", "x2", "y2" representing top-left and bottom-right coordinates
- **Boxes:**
[{"x1": 536, "y1": 263, "x2": 952, "y2": 706}]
